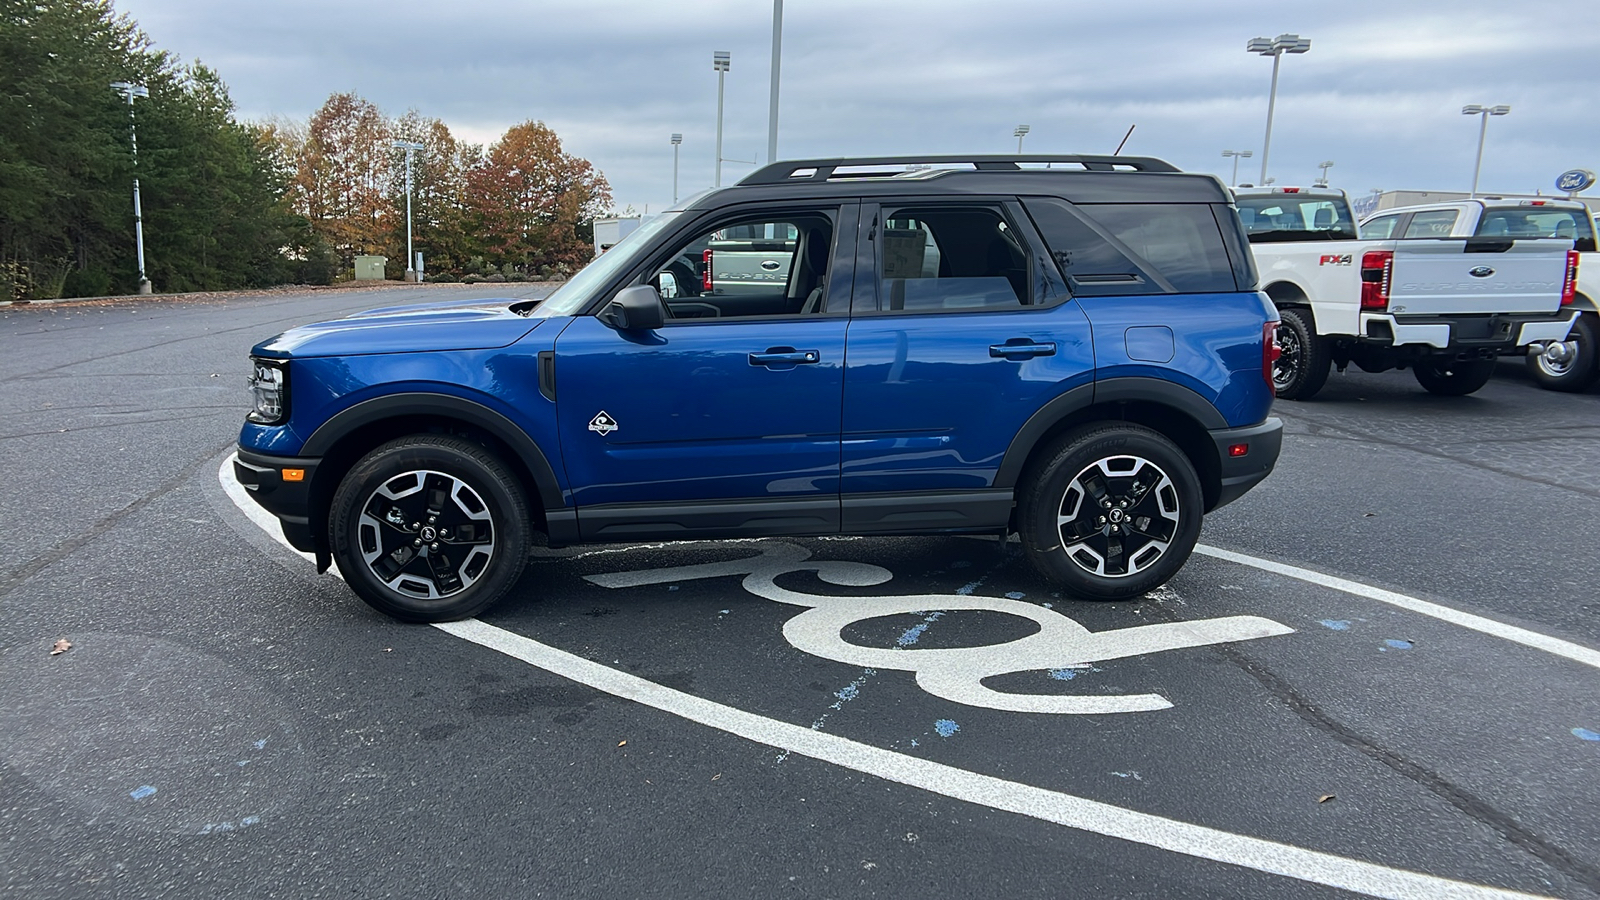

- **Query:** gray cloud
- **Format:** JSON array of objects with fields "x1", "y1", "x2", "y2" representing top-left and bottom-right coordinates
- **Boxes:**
[{"x1": 121, "y1": 0, "x2": 1600, "y2": 211}]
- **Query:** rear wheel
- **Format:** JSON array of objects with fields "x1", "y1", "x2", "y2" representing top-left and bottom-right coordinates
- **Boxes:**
[
  {"x1": 1413, "y1": 358, "x2": 1495, "y2": 396},
  {"x1": 1525, "y1": 312, "x2": 1598, "y2": 393},
  {"x1": 330, "y1": 435, "x2": 530, "y2": 622},
  {"x1": 1018, "y1": 424, "x2": 1203, "y2": 601},
  {"x1": 1272, "y1": 307, "x2": 1330, "y2": 400}
]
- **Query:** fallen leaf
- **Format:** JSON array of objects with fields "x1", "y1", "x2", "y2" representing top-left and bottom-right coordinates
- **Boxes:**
[
  {"x1": 1318, "y1": 794, "x2": 1336, "y2": 804},
  {"x1": 50, "y1": 639, "x2": 72, "y2": 656},
  {"x1": 711, "y1": 773, "x2": 722, "y2": 781},
  {"x1": 617, "y1": 740, "x2": 627, "y2": 747},
  {"x1": 1362, "y1": 512, "x2": 1377, "y2": 517}
]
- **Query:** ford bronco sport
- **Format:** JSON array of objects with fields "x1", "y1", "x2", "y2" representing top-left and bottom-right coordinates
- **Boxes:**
[{"x1": 235, "y1": 155, "x2": 1282, "y2": 622}]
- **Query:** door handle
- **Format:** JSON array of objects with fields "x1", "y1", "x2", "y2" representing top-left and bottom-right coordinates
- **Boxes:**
[
  {"x1": 989, "y1": 339, "x2": 1057, "y2": 360},
  {"x1": 749, "y1": 347, "x2": 820, "y2": 367}
]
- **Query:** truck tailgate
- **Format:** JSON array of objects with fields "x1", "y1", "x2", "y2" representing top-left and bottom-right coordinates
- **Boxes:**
[{"x1": 1388, "y1": 239, "x2": 1569, "y2": 316}]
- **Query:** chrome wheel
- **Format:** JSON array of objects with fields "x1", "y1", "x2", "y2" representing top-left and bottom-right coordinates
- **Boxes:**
[
  {"x1": 356, "y1": 469, "x2": 495, "y2": 600},
  {"x1": 1055, "y1": 455, "x2": 1181, "y2": 578},
  {"x1": 1533, "y1": 339, "x2": 1579, "y2": 379}
]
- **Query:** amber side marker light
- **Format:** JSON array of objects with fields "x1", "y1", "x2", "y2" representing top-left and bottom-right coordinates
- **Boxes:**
[
  {"x1": 1228, "y1": 444, "x2": 1250, "y2": 458},
  {"x1": 281, "y1": 468, "x2": 305, "y2": 482}
]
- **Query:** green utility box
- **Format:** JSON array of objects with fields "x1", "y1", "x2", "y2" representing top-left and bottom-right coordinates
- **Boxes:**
[{"x1": 353, "y1": 255, "x2": 388, "y2": 281}]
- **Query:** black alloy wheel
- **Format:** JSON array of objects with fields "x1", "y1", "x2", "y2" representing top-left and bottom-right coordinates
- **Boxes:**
[
  {"x1": 1019, "y1": 423, "x2": 1203, "y2": 600},
  {"x1": 1272, "y1": 307, "x2": 1330, "y2": 400},
  {"x1": 331, "y1": 435, "x2": 530, "y2": 622}
]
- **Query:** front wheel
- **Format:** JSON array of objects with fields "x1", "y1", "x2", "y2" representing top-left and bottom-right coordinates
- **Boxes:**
[
  {"x1": 1525, "y1": 313, "x2": 1598, "y2": 393},
  {"x1": 330, "y1": 435, "x2": 531, "y2": 622},
  {"x1": 1413, "y1": 358, "x2": 1495, "y2": 396},
  {"x1": 1018, "y1": 424, "x2": 1203, "y2": 601}
]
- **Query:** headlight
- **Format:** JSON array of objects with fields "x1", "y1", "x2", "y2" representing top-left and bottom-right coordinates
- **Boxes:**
[{"x1": 247, "y1": 359, "x2": 287, "y2": 425}]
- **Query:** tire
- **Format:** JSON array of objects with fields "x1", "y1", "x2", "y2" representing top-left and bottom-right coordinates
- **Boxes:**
[
  {"x1": 1018, "y1": 423, "x2": 1203, "y2": 601},
  {"x1": 1412, "y1": 358, "x2": 1495, "y2": 396},
  {"x1": 1272, "y1": 307, "x2": 1330, "y2": 401},
  {"x1": 1525, "y1": 312, "x2": 1598, "y2": 393},
  {"x1": 330, "y1": 435, "x2": 530, "y2": 622}
]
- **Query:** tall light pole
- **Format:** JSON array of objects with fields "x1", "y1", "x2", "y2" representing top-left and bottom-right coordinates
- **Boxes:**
[
  {"x1": 110, "y1": 81, "x2": 152, "y2": 295},
  {"x1": 1316, "y1": 159, "x2": 1335, "y2": 187},
  {"x1": 1462, "y1": 104, "x2": 1510, "y2": 198},
  {"x1": 1014, "y1": 124, "x2": 1031, "y2": 154},
  {"x1": 1247, "y1": 33, "x2": 1311, "y2": 186},
  {"x1": 392, "y1": 140, "x2": 424, "y2": 282},
  {"x1": 713, "y1": 51, "x2": 730, "y2": 187},
  {"x1": 671, "y1": 133, "x2": 682, "y2": 204},
  {"x1": 767, "y1": 0, "x2": 783, "y2": 164},
  {"x1": 1221, "y1": 149, "x2": 1253, "y2": 186}
]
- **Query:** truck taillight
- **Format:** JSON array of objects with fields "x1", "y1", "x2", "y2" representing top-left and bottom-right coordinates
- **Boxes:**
[
  {"x1": 1360, "y1": 250, "x2": 1394, "y2": 311},
  {"x1": 1263, "y1": 321, "x2": 1280, "y2": 396},
  {"x1": 702, "y1": 249, "x2": 714, "y2": 292},
  {"x1": 1563, "y1": 250, "x2": 1579, "y2": 306}
]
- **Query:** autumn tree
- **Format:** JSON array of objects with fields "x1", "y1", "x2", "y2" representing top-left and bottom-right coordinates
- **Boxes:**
[
  {"x1": 384, "y1": 110, "x2": 477, "y2": 276},
  {"x1": 290, "y1": 92, "x2": 391, "y2": 268},
  {"x1": 467, "y1": 120, "x2": 611, "y2": 274}
]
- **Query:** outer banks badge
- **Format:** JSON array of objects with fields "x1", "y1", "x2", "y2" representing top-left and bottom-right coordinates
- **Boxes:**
[{"x1": 587, "y1": 411, "x2": 618, "y2": 435}]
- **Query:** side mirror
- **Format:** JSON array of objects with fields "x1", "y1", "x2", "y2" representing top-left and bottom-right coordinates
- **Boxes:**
[{"x1": 598, "y1": 284, "x2": 666, "y2": 331}]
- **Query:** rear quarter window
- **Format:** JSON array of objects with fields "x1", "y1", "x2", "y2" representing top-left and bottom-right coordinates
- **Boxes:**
[{"x1": 1023, "y1": 199, "x2": 1243, "y2": 296}]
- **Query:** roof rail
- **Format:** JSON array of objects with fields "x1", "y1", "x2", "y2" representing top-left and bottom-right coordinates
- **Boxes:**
[{"x1": 738, "y1": 154, "x2": 1180, "y2": 186}]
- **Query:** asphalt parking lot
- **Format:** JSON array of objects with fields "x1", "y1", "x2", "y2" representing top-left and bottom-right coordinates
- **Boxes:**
[{"x1": 2, "y1": 287, "x2": 1598, "y2": 899}]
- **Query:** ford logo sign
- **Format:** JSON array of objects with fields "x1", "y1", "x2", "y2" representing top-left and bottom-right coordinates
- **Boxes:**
[
  {"x1": 760, "y1": 260, "x2": 781, "y2": 271},
  {"x1": 1469, "y1": 266, "x2": 1495, "y2": 278},
  {"x1": 1556, "y1": 169, "x2": 1596, "y2": 193}
]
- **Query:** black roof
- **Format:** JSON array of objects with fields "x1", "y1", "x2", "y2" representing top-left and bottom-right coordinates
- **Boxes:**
[{"x1": 679, "y1": 155, "x2": 1229, "y2": 209}]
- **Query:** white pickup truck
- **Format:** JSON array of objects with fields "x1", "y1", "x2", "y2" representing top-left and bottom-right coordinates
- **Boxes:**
[
  {"x1": 1235, "y1": 187, "x2": 1579, "y2": 399},
  {"x1": 1360, "y1": 198, "x2": 1596, "y2": 392}
]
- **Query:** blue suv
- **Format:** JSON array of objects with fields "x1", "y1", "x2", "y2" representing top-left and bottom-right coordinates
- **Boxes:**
[{"x1": 235, "y1": 155, "x2": 1282, "y2": 622}]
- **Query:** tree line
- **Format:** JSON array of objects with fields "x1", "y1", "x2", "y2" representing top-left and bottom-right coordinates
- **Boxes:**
[{"x1": 1, "y1": 0, "x2": 612, "y2": 300}]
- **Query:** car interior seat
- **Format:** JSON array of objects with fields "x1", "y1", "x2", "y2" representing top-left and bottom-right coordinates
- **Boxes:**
[
  {"x1": 1554, "y1": 220, "x2": 1576, "y2": 239},
  {"x1": 799, "y1": 226, "x2": 831, "y2": 314},
  {"x1": 986, "y1": 237, "x2": 1028, "y2": 302},
  {"x1": 1313, "y1": 207, "x2": 1335, "y2": 230}
]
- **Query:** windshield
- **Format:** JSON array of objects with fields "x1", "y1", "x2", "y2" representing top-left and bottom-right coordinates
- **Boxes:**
[
  {"x1": 1475, "y1": 207, "x2": 1597, "y2": 251},
  {"x1": 538, "y1": 212, "x2": 682, "y2": 316},
  {"x1": 1234, "y1": 195, "x2": 1357, "y2": 243}
]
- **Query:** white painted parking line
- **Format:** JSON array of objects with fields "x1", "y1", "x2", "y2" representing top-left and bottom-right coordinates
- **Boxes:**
[
  {"x1": 437, "y1": 617, "x2": 1550, "y2": 900},
  {"x1": 214, "y1": 456, "x2": 1564, "y2": 898},
  {"x1": 1196, "y1": 544, "x2": 1600, "y2": 671}
]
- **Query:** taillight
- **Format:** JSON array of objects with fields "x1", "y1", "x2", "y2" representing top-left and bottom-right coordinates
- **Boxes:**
[
  {"x1": 702, "y1": 249, "x2": 714, "y2": 292},
  {"x1": 1263, "y1": 321, "x2": 1280, "y2": 395},
  {"x1": 1562, "y1": 250, "x2": 1579, "y2": 306},
  {"x1": 1360, "y1": 250, "x2": 1394, "y2": 311}
]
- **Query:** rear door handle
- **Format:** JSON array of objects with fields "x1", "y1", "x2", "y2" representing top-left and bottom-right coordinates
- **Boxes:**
[
  {"x1": 749, "y1": 347, "x2": 820, "y2": 367},
  {"x1": 989, "y1": 339, "x2": 1057, "y2": 360}
]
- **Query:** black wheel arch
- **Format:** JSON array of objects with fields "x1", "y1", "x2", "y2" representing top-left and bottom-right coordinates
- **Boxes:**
[
  {"x1": 997, "y1": 378, "x2": 1227, "y2": 513},
  {"x1": 300, "y1": 393, "x2": 564, "y2": 555}
]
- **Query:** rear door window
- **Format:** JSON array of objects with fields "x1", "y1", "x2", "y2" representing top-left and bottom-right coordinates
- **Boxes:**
[
  {"x1": 870, "y1": 205, "x2": 1031, "y2": 313},
  {"x1": 1024, "y1": 199, "x2": 1240, "y2": 295},
  {"x1": 1359, "y1": 215, "x2": 1400, "y2": 239}
]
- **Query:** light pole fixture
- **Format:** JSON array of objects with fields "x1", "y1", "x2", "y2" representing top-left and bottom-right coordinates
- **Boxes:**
[
  {"x1": 767, "y1": 0, "x2": 783, "y2": 164},
  {"x1": 1316, "y1": 160, "x2": 1335, "y2": 187},
  {"x1": 1221, "y1": 149, "x2": 1253, "y2": 186},
  {"x1": 392, "y1": 140, "x2": 425, "y2": 281},
  {"x1": 1462, "y1": 104, "x2": 1510, "y2": 198},
  {"x1": 1247, "y1": 33, "x2": 1311, "y2": 186},
  {"x1": 110, "y1": 81, "x2": 152, "y2": 294},
  {"x1": 713, "y1": 51, "x2": 730, "y2": 187},
  {"x1": 671, "y1": 133, "x2": 683, "y2": 204},
  {"x1": 1014, "y1": 124, "x2": 1031, "y2": 154}
]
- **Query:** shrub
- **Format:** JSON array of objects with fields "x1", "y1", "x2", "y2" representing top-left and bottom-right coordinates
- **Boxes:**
[
  {"x1": 507, "y1": 272, "x2": 528, "y2": 282},
  {"x1": 462, "y1": 274, "x2": 486, "y2": 284},
  {"x1": 486, "y1": 273, "x2": 506, "y2": 283},
  {"x1": 528, "y1": 274, "x2": 545, "y2": 282},
  {"x1": 62, "y1": 267, "x2": 113, "y2": 298}
]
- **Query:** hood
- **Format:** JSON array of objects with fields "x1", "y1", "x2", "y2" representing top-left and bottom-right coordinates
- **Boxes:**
[{"x1": 251, "y1": 298, "x2": 545, "y2": 359}]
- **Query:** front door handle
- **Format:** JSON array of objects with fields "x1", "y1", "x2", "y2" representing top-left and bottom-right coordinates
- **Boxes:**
[
  {"x1": 989, "y1": 339, "x2": 1057, "y2": 360},
  {"x1": 749, "y1": 347, "x2": 821, "y2": 367}
]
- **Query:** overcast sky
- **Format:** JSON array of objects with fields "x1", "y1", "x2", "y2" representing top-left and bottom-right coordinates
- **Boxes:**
[{"x1": 115, "y1": 0, "x2": 1599, "y2": 213}]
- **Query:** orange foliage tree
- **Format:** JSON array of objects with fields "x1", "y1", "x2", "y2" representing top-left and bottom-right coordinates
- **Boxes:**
[
  {"x1": 467, "y1": 120, "x2": 611, "y2": 274},
  {"x1": 289, "y1": 93, "x2": 391, "y2": 267}
]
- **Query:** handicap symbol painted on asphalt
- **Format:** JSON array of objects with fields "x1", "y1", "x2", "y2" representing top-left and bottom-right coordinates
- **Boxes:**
[{"x1": 585, "y1": 542, "x2": 1293, "y2": 715}]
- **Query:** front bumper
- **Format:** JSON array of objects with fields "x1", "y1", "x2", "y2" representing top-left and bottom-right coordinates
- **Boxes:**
[
  {"x1": 1359, "y1": 310, "x2": 1578, "y2": 350},
  {"x1": 234, "y1": 447, "x2": 322, "y2": 552},
  {"x1": 1209, "y1": 417, "x2": 1283, "y2": 511}
]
